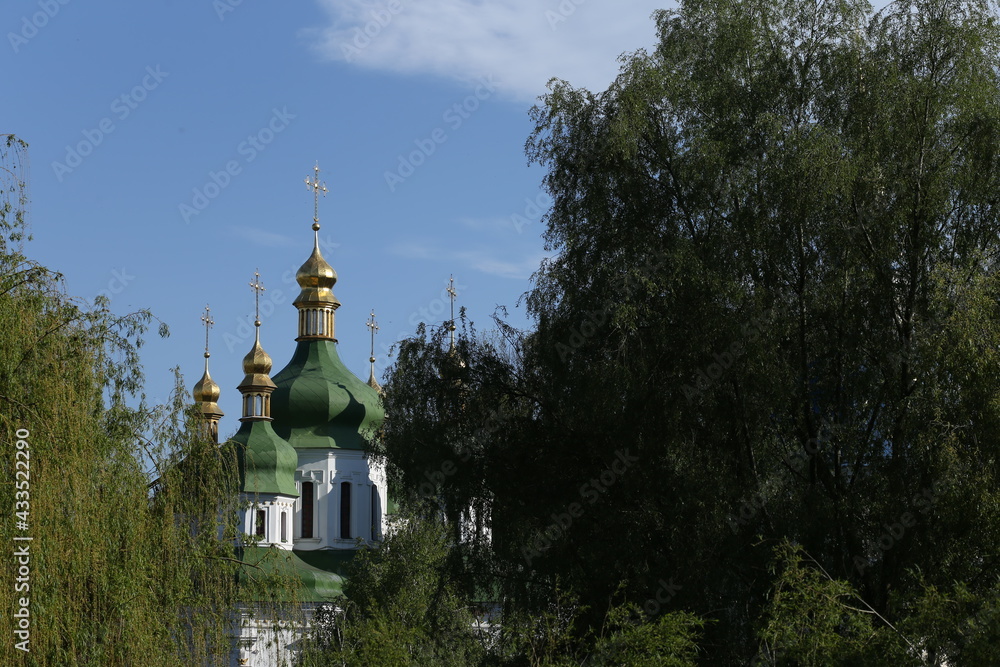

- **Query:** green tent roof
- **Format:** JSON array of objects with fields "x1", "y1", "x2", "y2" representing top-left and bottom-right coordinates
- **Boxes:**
[
  {"x1": 270, "y1": 340, "x2": 384, "y2": 450},
  {"x1": 230, "y1": 420, "x2": 299, "y2": 497},
  {"x1": 237, "y1": 547, "x2": 355, "y2": 602}
]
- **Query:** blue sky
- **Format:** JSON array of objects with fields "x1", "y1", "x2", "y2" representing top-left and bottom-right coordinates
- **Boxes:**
[{"x1": 4, "y1": 0, "x2": 666, "y2": 436}]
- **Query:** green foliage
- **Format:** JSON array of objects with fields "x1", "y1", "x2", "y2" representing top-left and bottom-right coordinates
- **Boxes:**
[
  {"x1": 298, "y1": 514, "x2": 484, "y2": 667},
  {"x1": 493, "y1": 584, "x2": 590, "y2": 666},
  {"x1": 758, "y1": 541, "x2": 913, "y2": 665},
  {"x1": 376, "y1": 0, "x2": 1000, "y2": 662},
  {"x1": 0, "y1": 135, "x2": 293, "y2": 665},
  {"x1": 590, "y1": 604, "x2": 703, "y2": 667}
]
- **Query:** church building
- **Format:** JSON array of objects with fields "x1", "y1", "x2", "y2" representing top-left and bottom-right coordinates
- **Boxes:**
[{"x1": 188, "y1": 165, "x2": 389, "y2": 666}]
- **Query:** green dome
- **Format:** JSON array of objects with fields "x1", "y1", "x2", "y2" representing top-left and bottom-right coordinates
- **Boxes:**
[
  {"x1": 237, "y1": 547, "x2": 351, "y2": 602},
  {"x1": 230, "y1": 420, "x2": 299, "y2": 497},
  {"x1": 270, "y1": 339, "x2": 384, "y2": 450}
]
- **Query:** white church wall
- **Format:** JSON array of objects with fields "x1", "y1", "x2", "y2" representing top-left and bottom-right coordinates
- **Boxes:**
[
  {"x1": 238, "y1": 493, "x2": 297, "y2": 550},
  {"x1": 292, "y1": 451, "x2": 388, "y2": 550}
]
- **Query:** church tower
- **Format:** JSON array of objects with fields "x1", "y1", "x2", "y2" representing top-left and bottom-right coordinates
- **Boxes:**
[
  {"x1": 191, "y1": 164, "x2": 392, "y2": 667},
  {"x1": 230, "y1": 271, "x2": 299, "y2": 550},
  {"x1": 269, "y1": 164, "x2": 388, "y2": 549},
  {"x1": 192, "y1": 305, "x2": 224, "y2": 443}
]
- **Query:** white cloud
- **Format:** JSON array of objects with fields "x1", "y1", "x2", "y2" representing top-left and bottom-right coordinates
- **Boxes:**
[
  {"x1": 454, "y1": 248, "x2": 547, "y2": 279},
  {"x1": 308, "y1": 0, "x2": 666, "y2": 102},
  {"x1": 390, "y1": 241, "x2": 546, "y2": 280}
]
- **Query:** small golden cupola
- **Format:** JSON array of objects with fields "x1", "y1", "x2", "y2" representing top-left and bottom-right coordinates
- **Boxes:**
[
  {"x1": 193, "y1": 305, "x2": 224, "y2": 442},
  {"x1": 239, "y1": 271, "x2": 278, "y2": 421},
  {"x1": 295, "y1": 163, "x2": 341, "y2": 342}
]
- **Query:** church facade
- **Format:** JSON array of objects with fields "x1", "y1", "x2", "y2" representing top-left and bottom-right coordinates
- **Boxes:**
[{"x1": 189, "y1": 168, "x2": 389, "y2": 666}]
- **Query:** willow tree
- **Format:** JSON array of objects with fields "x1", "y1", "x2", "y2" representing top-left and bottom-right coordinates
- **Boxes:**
[
  {"x1": 0, "y1": 135, "x2": 282, "y2": 665},
  {"x1": 522, "y1": 0, "x2": 1000, "y2": 660},
  {"x1": 376, "y1": 0, "x2": 1000, "y2": 662}
]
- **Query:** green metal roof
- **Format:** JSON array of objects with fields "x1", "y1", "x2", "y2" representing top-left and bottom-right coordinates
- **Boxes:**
[
  {"x1": 237, "y1": 547, "x2": 353, "y2": 602},
  {"x1": 270, "y1": 339, "x2": 384, "y2": 450},
  {"x1": 230, "y1": 420, "x2": 299, "y2": 497}
]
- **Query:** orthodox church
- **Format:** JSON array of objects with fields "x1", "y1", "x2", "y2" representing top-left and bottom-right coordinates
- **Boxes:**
[{"x1": 188, "y1": 165, "x2": 390, "y2": 666}]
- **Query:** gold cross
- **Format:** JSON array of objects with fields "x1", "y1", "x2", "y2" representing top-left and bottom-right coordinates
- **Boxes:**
[
  {"x1": 200, "y1": 304, "x2": 214, "y2": 357},
  {"x1": 366, "y1": 310, "x2": 380, "y2": 360},
  {"x1": 447, "y1": 275, "x2": 458, "y2": 324},
  {"x1": 447, "y1": 275, "x2": 458, "y2": 348},
  {"x1": 249, "y1": 269, "x2": 266, "y2": 325},
  {"x1": 305, "y1": 162, "x2": 328, "y2": 224}
]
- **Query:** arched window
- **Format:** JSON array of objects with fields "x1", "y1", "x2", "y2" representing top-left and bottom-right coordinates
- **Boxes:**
[
  {"x1": 255, "y1": 508, "x2": 265, "y2": 539},
  {"x1": 281, "y1": 511, "x2": 287, "y2": 543},
  {"x1": 301, "y1": 482, "x2": 314, "y2": 539},
  {"x1": 340, "y1": 482, "x2": 351, "y2": 539},
  {"x1": 371, "y1": 486, "x2": 381, "y2": 540}
]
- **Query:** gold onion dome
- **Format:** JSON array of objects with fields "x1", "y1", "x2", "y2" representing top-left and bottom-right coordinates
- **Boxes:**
[
  {"x1": 295, "y1": 223, "x2": 339, "y2": 307},
  {"x1": 193, "y1": 353, "x2": 222, "y2": 406},
  {"x1": 270, "y1": 225, "x2": 384, "y2": 450},
  {"x1": 193, "y1": 306, "x2": 223, "y2": 425},
  {"x1": 240, "y1": 325, "x2": 277, "y2": 391}
]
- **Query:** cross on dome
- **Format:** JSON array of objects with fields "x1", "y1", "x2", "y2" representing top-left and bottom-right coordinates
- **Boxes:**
[
  {"x1": 447, "y1": 275, "x2": 458, "y2": 349},
  {"x1": 249, "y1": 269, "x2": 266, "y2": 327},
  {"x1": 305, "y1": 162, "x2": 328, "y2": 225},
  {"x1": 200, "y1": 304, "x2": 214, "y2": 359},
  {"x1": 366, "y1": 310, "x2": 379, "y2": 362},
  {"x1": 366, "y1": 309, "x2": 382, "y2": 392}
]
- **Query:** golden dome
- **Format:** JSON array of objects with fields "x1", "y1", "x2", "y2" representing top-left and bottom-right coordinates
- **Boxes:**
[
  {"x1": 193, "y1": 307, "x2": 224, "y2": 423},
  {"x1": 294, "y1": 223, "x2": 340, "y2": 307},
  {"x1": 239, "y1": 326, "x2": 277, "y2": 391},
  {"x1": 193, "y1": 353, "x2": 224, "y2": 419},
  {"x1": 193, "y1": 355, "x2": 222, "y2": 404}
]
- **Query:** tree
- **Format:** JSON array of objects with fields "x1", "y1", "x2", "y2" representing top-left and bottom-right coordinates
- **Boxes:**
[
  {"x1": 0, "y1": 135, "x2": 268, "y2": 665},
  {"x1": 757, "y1": 541, "x2": 912, "y2": 665},
  {"x1": 298, "y1": 513, "x2": 484, "y2": 666},
  {"x1": 378, "y1": 0, "x2": 1000, "y2": 661}
]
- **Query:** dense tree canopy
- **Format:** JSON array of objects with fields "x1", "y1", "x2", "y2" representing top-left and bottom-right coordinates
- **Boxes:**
[
  {"x1": 9, "y1": 0, "x2": 1000, "y2": 661},
  {"x1": 0, "y1": 135, "x2": 299, "y2": 666},
  {"x1": 372, "y1": 0, "x2": 1000, "y2": 663}
]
